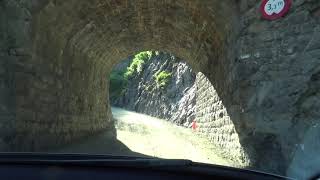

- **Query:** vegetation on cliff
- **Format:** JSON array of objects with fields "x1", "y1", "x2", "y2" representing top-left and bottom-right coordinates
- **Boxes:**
[
  {"x1": 154, "y1": 71, "x2": 172, "y2": 88},
  {"x1": 124, "y1": 51, "x2": 152, "y2": 79},
  {"x1": 110, "y1": 51, "x2": 152, "y2": 98}
]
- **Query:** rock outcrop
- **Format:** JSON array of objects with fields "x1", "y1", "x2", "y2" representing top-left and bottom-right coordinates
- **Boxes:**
[{"x1": 111, "y1": 52, "x2": 196, "y2": 126}]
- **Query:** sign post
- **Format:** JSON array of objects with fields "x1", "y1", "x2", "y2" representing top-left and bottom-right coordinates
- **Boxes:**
[{"x1": 260, "y1": 0, "x2": 292, "y2": 20}]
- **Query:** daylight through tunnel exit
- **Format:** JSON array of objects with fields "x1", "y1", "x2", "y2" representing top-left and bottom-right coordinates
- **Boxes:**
[
  {"x1": 110, "y1": 51, "x2": 196, "y2": 126},
  {"x1": 109, "y1": 51, "x2": 251, "y2": 169}
]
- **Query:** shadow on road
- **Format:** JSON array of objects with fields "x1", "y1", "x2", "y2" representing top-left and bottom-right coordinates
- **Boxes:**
[{"x1": 55, "y1": 131, "x2": 150, "y2": 158}]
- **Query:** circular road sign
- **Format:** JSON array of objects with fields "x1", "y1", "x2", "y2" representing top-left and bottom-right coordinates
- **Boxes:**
[{"x1": 260, "y1": 0, "x2": 292, "y2": 20}]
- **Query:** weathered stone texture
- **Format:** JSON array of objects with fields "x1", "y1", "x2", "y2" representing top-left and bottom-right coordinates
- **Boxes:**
[
  {"x1": 234, "y1": 0, "x2": 320, "y2": 174},
  {"x1": 0, "y1": 0, "x2": 115, "y2": 151},
  {"x1": 0, "y1": 0, "x2": 35, "y2": 150},
  {"x1": 195, "y1": 73, "x2": 250, "y2": 167},
  {"x1": 0, "y1": 0, "x2": 319, "y2": 177}
]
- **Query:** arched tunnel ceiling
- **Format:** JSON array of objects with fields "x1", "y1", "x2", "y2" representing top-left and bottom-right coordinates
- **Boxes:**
[
  {"x1": 32, "y1": 0, "x2": 239, "y2": 74},
  {"x1": 24, "y1": 0, "x2": 243, "y2": 162}
]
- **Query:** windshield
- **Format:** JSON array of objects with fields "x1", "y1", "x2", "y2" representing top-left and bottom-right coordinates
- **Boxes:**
[{"x1": 1, "y1": 0, "x2": 319, "y2": 179}]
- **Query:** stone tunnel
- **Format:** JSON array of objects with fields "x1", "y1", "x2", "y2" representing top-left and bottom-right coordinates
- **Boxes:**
[{"x1": 1, "y1": 0, "x2": 319, "y2": 176}]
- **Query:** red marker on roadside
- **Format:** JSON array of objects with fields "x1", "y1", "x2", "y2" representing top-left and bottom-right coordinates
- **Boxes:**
[{"x1": 191, "y1": 120, "x2": 197, "y2": 131}]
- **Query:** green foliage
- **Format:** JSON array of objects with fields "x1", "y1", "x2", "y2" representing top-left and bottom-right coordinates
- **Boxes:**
[
  {"x1": 110, "y1": 51, "x2": 152, "y2": 98},
  {"x1": 110, "y1": 70, "x2": 127, "y2": 97},
  {"x1": 124, "y1": 51, "x2": 152, "y2": 79},
  {"x1": 154, "y1": 71, "x2": 172, "y2": 88}
]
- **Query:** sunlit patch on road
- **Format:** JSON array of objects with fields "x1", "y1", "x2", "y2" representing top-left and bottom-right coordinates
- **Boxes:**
[{"x1": 112, "y1": 107, "x2": 233, "y2": 167}]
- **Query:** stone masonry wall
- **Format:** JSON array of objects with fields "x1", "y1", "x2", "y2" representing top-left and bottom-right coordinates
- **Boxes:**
[
  {"x1": 0, "y1": 0, "x2": 238, "y2": 152},
  {"x1": 235, "y1": 0, "x2": 320, "y2": 174},
  {"x1": 194, "y1": 0, "x2": 320, "y2": 174},
  {"x1": 195, "y1": 73, "x2": 250, "y2": 167},
  {"x1": 0, "y1": 0, "x2": 115, "y2": 151},
  {"x1": 0, "y1": 0, "x2": 32, "y2": 150}
]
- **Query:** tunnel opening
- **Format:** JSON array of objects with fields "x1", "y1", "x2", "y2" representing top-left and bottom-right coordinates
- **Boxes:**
[
  {"x1": 108, "y1": 50, "x2": 252, "y2": 169},
  {"x1": 110, "y1": 51, "x2": 197, "y2": 127}
]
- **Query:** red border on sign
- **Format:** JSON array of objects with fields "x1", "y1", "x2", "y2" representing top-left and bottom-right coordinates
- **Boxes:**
[{"x1": 260, "y1": 0, "x2": 292, "y2": 20}]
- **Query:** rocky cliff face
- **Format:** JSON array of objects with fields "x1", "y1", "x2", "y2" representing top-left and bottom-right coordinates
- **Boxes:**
[{"x1": 111, "y1": 52, "x2": 196, "y2": 126}]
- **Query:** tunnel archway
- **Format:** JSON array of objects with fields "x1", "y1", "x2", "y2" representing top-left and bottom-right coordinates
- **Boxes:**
[
  {"x1": 4, "y1": 0, "x2": 290, "y2": 175},
  {"x1": 26, "y1": 0, "x2": 239, "y2": 147}
]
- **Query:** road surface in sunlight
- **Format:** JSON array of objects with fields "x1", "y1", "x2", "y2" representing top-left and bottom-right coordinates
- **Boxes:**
[{"x1": 112, "y1": 107, "x2": 232, "y2": 166}]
